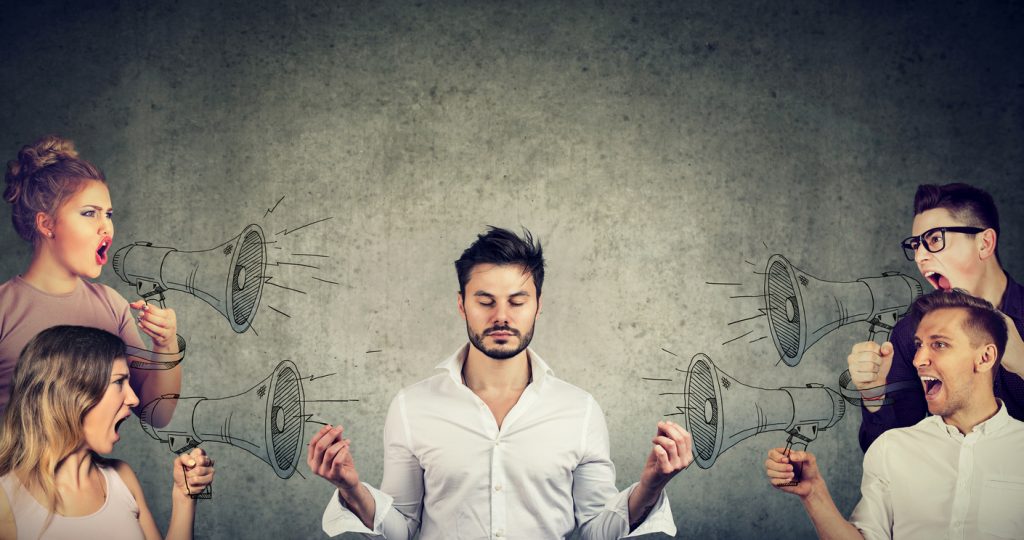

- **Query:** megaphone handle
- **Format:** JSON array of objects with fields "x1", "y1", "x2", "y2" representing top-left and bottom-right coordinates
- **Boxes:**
[
  {"x1": 181, "y1": 463, "x2": 213, "y2": 500},
  {"x1": 868, "y1": 327, "x2": 889, "y2": 344},
  {"x1": 150, "y1": 292, "x2": 167, "y2": 309},
  {"x1": 781, "y1": 438, "x2": 808, "y2": 486}
]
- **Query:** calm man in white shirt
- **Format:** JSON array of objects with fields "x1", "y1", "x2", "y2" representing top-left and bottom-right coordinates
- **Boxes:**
[
  {"x1": 308, "y1": 227, "x2": 694, "y2": 539},
  {"x1": 766, "y1": 289, "x2": 1024, "y2": 539}
]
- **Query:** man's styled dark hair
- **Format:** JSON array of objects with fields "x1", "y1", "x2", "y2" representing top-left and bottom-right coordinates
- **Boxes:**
[
  {"x1": 455, "y1": 226, "x2": 544, "y2": 297},
  {"x1": 914, "y1": 183, "x2": 1001, "y2": 261},
  {"x1": 911, "y1": 289, "x2": 1008, "y2": 369}
]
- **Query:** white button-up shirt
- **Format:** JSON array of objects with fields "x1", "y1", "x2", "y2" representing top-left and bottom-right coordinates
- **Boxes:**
[
  {"x1": 850, "y1": 402, "x2": 1024, "y2": 539},
  {"x1": 322, "y1": 345, "x2": 675, "y2": 539}
]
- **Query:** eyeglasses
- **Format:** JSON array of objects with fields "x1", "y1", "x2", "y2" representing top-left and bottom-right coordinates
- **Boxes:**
[{"x1": 901, "y1": 226, "x2": 986, "y2": 260}]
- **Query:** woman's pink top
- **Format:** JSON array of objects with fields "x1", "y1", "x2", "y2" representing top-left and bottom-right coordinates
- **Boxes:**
[{"x1": 0, "y1": 464, "x2": 145, "y2": 540}]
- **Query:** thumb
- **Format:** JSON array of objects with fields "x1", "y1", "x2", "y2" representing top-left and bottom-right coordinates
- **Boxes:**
[
  {"x1": 878, "y1": 344, "x2": 894, "y2": 379},
  {"x1": 879, "y1": 341, "x2": 894, "y2": 358}
]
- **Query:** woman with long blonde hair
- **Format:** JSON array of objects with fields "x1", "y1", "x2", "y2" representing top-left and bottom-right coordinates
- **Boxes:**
[
  {"x1": 0, "y1": 325, "x2": 214, "y2": 539},
  {"x1": 0, "y1": 134, "x2": 183, "y2": 424}
]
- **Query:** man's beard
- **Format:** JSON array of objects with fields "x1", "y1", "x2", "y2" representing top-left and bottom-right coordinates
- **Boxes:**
[{"x1": 467, "y1": 322, "x2": 535, "y2": 360}]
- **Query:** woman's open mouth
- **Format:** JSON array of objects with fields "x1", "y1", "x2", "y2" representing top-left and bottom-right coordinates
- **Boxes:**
[{"x1": 96, "y1": 236, "x2": 112, "y2": 265}]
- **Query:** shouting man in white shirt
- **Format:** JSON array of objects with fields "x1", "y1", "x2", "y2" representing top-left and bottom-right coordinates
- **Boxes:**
[
  {"x1": 309, "y1": 226, "x2": 693, "y2": 539},
  {"x1": 766, "y1": 288, "x2": 1024, "y2": 539}
]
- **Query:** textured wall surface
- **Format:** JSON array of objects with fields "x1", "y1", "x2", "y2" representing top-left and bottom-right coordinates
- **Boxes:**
[{"x1": 2, "y1": 1, "x2": 1023, "y2": 538}]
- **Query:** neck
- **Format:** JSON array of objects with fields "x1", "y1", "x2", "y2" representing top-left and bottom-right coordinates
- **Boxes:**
[
  {"x1": 970, "y1": 262, "x2": 1008, "y2": 308},
  {"x1": 23, "y1": 246, "x2": 80, "y2": 295},
  {"x1": 462, "y1": 345, "x2": 531, "y2": 392},
  {"x1": 943, "y1": 393, "x2": 1000, "y2": 435},
  {"x1": 53, "y1": 447, "x2": 97, "y2": 490}
]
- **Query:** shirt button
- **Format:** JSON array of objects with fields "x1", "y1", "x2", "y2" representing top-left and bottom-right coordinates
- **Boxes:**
[
  {"x1": 495, "y1": 530, "x2": 505, "y2": 537},
  {"x1": 494, "y1": 484, "x2": 502, "y2": 491}
]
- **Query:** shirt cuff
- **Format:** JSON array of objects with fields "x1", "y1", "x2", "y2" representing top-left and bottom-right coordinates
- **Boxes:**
[
  {"x1": 321, "y1": 482, "x2": 394, "y2": 538},
  {"x1": 608, "y1": 482, "x2": 676, "y2": 538}
]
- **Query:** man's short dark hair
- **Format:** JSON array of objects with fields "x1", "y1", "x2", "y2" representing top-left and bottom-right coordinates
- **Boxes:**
[
  {"x1": 910, "y1": 289, "x2": 1008, "y2": 369},
  {"x1": 914, "y1": 183, "x2": 1000, "y2": 261},
  {"x1": 455, "y1": 226, "x2": 544, "y2": 297}
]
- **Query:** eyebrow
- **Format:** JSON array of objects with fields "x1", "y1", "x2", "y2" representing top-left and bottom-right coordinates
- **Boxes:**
[
  {"x1": 915, "y1": 333, "x2": 952, "y2": 341},
  {"x1": 80, "y1": 204, "x2": 113, "y2": 211},
  {"x1": 471, "y1": 291, "x2": 531, "y2": 298}
]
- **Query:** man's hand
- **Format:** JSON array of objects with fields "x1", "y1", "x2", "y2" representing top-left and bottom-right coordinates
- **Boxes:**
[
  {"x1": 639, "y1": 421, "x2": 693, "y2": 491},
  {"x1": 766, "y1": 448, "x2": 864, "y2": 539},
  {"x1": 765, "y1": 448, "x2": 822, "y2": 498},
  {"x1": 628, "y1": 421, "x2": 693, "y2": 530},
  {"x1": 308, "y1": 424, "x2": 361, "y2": 492},
  {"x1": 847, "y1": 341, "x2": 894, "y2": 411}
]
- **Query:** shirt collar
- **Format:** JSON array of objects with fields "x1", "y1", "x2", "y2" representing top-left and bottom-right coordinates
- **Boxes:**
[
  {"x1": 928, "y1": 399, "x2": 1010, "y2": 439},
  {"x1": 436, "y1": 344, "x2": 554, "y2": 388}
]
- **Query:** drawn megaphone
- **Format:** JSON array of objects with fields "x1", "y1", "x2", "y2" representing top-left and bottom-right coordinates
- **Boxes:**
[
  {"x1": 764, "y1": 254, "x2": 923, "y2": 367},
  {"x1": 683, "y1": 353, "x2": 845, "y2": 469},
  {"x1": 139, "y1": 360, "x2": 305, "y2": 479},
  {"x1": 112, "y1": 224, "x2": 267, "y2": 333}
]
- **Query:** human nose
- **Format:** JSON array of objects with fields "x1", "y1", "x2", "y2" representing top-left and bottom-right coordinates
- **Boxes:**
[
  {"x1": 125, "y1": 381, "x2": 140, "y2": 408},
  {"x1": 98, "y1": 215, "x2": 113, "y2": 236},
  {"x1": 913, "y1": 240, "x2": 931, "y2": 264},
  {"x1": 912, "y1": 346, "x2": 930, "y2": 369},
  {"x1": 492, "y1": 303, "x2": 510, "y2": 324}
]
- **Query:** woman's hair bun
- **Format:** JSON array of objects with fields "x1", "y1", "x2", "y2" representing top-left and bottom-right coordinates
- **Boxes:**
[
  {"x1": 5, "y1": 135, "x2": 81, "y2": 201},
  {"x1": 3, "y1": 135, "x2": 104, "y2": 242}
]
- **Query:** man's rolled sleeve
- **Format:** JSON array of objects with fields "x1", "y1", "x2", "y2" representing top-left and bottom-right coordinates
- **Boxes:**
[
  {"x1": 608, "y1": 482, "x2": 675, "y2": 538},
  {"x1": 322, "y1": 482, "x2": 395, "y2": 538}
]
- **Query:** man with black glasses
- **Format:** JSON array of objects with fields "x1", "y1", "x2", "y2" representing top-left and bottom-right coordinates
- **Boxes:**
[{"x1": 845, "y1": 183, "x2": 1024, "y2": 450}]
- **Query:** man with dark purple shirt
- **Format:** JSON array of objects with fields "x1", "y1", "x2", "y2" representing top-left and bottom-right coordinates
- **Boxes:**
[{"x1": 846, "y1": 183, "x2": 1024, "y2": 450}]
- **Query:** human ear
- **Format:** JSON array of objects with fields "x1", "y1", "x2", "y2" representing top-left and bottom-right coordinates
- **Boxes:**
[
  {"x1": 457, "y1": 292, "x2": 467, "y2": 321},
  {"x1": 975, "y1": 344, "x2": 998, "y2": 373},
  {"x1": 35, "y1": 211, "x2": 54, "y2": 239},
  {"x1": 978, "y1": 229, "x2": 998, "y2": 261}
]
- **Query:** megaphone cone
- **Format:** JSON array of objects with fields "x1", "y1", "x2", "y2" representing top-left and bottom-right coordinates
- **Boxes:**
[
  {"x1": 140, "y1": 360, "x2": 305, "y2": 479},
  {"x1": 112, "y1": 224, "x2": 267, "y2": 333},
  {"x1": 683, "y1": 353, "x2": 844, "y2": 469},
  {"x1": 764, "y1": 255, "x2": 923, "y2": 366}
]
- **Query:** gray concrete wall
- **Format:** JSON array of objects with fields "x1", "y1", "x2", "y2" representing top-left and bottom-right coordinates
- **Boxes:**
[{"x1": 1, "y1": 1, "x2": 1022, "y2": 538}]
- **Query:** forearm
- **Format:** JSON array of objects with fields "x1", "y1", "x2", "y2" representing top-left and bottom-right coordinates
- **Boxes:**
[
  {"x1": 626, "y1": 481, "x2": 661, "y2": 531},
  {"x1": 131, "y1": 366, "x2": 182, "y2": 427},
  {"x1": 164, "y1": 491, "x2": 196, "y2": 540},
  {"x1": 801, "y1": 486, "x2": 864, "y2": 540},
  {"x1": 999, "y1": 313, "x2": 1024, "y2": 375},
  {"x1": 338, "y1": 483, "x2": 377, "y2": 530}
]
